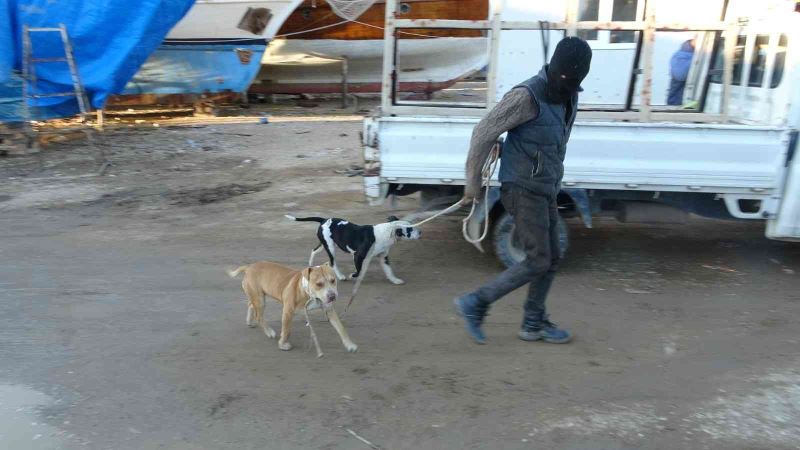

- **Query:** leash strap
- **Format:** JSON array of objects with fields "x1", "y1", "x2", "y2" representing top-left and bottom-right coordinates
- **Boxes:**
[
  {"x1": 408, "y1": 144, "x2": 500, "y2": 244},
  {"x1": 462, "y1": 145, "x2": 499, "y2": 244},
  {"x1": 304, "y1": 299, "x2": 324, "y2": 358},
  {"x1": 347, "y1": 145, "x2": 500, "y2": 311}
]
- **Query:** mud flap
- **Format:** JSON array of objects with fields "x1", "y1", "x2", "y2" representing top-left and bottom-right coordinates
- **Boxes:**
[
  {"x1": 767, "y1": 130, "x2": 800, "y2": 240},
  {"x1": 562, "y1": 188, "x2": 593, "y2": 228}
]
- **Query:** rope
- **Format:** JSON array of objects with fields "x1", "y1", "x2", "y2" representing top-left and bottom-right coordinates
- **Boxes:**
[
  {"x1": 408, "y1": 144, "x2": 500, "y2": 244},
  {"x1": 275, "y1": 19, "x2": 442, "y2": 39},
  {"x1": 353, "y1": 20, "x2": 442, "y2": 39},
  {"x1": 275, "y1": 20, "x2": 351, "y2": 38},
  {"x1": 343, "y1": 146, "x2": 499, "y2": 312},
  {"x1": 304, "y1": 298, "x2": 324, "y2": 358}
]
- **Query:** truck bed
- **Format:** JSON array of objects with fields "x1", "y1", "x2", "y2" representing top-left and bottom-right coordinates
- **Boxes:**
[{"x1": 364, "y1": 116, "x2": 791, "y2": 195}]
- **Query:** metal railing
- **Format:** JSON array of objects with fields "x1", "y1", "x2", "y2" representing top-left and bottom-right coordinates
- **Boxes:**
[{"x1": 379, "y1": 0, "x2": 743, "y2": 122}]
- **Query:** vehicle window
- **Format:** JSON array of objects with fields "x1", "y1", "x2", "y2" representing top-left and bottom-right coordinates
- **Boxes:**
[
  {"x1": 577, "y1": 0, "x2": 600, "y2": 41},
  {"x1": 747, "y1": 35, "x2": 770, "y2": 86},
  {"x1": 711, "y1": 34, "x2": 787, "y2": 89},
  {"x1": 610, "y1": 0, "x2": 637, "y2": 43},
  {"x1": 770, "y1": 34, "x2": 787, "y2": 88}
]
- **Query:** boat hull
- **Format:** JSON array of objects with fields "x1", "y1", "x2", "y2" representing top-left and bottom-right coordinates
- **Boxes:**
[
  {"x1": 256, "y1": 0, "x2": 490, "y2": 95},
  {"x1": 119, "y1": 0, "x2": 302, "y2": 97},
  {"x1": 122, "y1": 39, "x2": 266, "y2": 95},
  {"x1": 254, "y1": 37, "x2": 488, "y2": 95},
  {"x1": 278, "y1": 0, "x2": 488, "y2": 40}
]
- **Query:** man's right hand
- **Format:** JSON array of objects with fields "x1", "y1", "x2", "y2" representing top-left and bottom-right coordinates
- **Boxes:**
[{"x1": 461, "y1": 195, "x2": 475, "y2": 207}]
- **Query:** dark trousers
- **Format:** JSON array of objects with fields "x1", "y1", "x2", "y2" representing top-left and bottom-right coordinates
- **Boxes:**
[
  {"x1": 473, "y1": 183, "x2": 560, "y2": 330},
  {"x1": 667, "y1": 78, "x2": 686, "y2": 106}
]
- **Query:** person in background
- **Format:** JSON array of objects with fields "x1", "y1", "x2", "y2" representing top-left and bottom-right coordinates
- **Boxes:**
[{"x1": 667, "y1": 39, "x2": 695, "y2": 106}]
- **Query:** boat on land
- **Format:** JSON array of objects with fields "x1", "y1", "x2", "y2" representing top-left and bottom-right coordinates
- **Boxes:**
[
  {"x1": 120, "y1": 0, "x2": 304, "y2": 98},
  {"x1": 252, "y1": 0, "x2": 491, "y2": 96}
]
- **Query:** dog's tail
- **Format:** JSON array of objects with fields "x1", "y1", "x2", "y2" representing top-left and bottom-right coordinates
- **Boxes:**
[
  {"x1": 227, "y1": 265, "x2": 249, "y2": 278},
  {"x1": 284, "y1": 214, "x2": 327, "y2": 223}
]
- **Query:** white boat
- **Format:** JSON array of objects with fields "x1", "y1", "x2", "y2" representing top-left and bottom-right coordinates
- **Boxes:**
[
  {"x1": 255, "y1": 37, "x2": 489, "y2": 95},
  {"x1": 253, "y1": 0, "x2": 491, "y2": 95}
]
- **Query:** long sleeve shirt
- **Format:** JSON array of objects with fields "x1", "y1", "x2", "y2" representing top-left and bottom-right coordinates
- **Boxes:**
[{"x1": 464, "y1": 87, "x2": 539, "y2": 198}]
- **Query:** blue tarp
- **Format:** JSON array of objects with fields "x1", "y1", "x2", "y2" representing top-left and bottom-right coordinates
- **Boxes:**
[{"x1": 1, "y1": 0, "x2": 195, "y2": 122}]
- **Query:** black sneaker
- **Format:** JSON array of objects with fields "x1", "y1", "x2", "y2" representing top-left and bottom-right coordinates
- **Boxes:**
[
  {"x1": 518, "y1": 318, "x2": 571, "y2": 344},
  {"x1": 453, "y1": 294, "x2": 486, "y2": 344}
]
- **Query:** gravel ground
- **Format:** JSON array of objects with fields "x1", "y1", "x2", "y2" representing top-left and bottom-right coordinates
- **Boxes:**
[{"x1": 1, "y1": 104, "x2": 799, "y2": 450}]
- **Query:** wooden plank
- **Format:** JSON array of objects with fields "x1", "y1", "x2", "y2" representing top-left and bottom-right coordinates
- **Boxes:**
[
  {"x1": 381, "y1": 0, "x2": 397, "y2": 112},
  {"x1": 638, "y1": 0, "x2": 657, "y2": 122},
  {"x1": 486, "y1": 9, "x2": 502, "y2": 109},
  {"x1": 394, "y1": 19, "x2": 490, "y2": 29},
  {"x1": 565, "y1": 0, "x2": 578, "y2": 36}
]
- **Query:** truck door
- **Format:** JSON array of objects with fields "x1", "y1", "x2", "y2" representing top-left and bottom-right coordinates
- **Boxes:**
[
  {"x1": 703, "y1": 16, "x2": 800, "y2": 240},
  {"x1": 767, "y1": 131, "x2": 800, "y2": 240},
  {"x1": 704, "y1": 26, "x2": 793, "y2": 125}
]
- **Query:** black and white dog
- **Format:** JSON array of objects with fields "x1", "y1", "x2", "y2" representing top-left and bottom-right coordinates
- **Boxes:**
[{"x1": 285, "y1": 215, "x2": 421, "y2": 285}]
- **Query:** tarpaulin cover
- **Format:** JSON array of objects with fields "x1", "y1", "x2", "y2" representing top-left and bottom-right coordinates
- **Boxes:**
[{"x1": 0, "y1": 0, "x2": 195, "y2": 122}]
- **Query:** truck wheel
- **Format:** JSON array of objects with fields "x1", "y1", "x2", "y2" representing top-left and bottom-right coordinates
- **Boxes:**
[{"x1": 492, "y1": 211, "x2": 569, "y2": 268}]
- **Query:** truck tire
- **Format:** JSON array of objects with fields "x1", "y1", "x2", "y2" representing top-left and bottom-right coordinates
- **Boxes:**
[{"x1": 492, "y1": 211, "x2": 569, "y2": 268}]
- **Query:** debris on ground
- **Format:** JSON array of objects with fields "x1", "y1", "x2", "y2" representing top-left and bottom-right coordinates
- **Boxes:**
[
  {"x1": 335, "y1": 164, "x2": 364, "y2": 177},
  {"x1": 702, "y1": 264, "x2": 740, "y2": 273},
  {"x1": 624, "y1": 288, "x2": 653, "y2": 294},
  {"x1": 166, "y1": 182, "x2": 271, "y2": 206}
]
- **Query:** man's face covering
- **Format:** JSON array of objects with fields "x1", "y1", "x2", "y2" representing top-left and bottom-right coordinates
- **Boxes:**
[{"x1": 545, "y1": 37, "x2": 592, "y2": 104}]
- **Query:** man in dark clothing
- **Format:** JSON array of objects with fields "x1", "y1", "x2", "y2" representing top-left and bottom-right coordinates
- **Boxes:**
[
  {"x1": 667, "y1": 39, "x2": 695, "y2": 106},
  {"x1": 454, "y1": 37, "x2": 592, "y2": 345}
]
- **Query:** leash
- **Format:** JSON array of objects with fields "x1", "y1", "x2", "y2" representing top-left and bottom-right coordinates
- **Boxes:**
[
  {"x1": 408, "y1": 144, "x2": 500, "y2": 245},
  {"x1": 345, "y1": 145, "x2": 500, "y2": 312},
  {"x1": 304, "y1": 298, "x2": 324, "y2": 358}
]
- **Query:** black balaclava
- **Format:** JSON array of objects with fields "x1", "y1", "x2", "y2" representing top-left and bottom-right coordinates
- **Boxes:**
[{"x1": 545, "y1": 37, "x2": 592, "y2": 104}]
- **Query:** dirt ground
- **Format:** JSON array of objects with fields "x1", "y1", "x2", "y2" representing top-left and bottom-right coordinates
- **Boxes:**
[{"x1": 1, "y1": 102, "x2": 800, "y2": 450}]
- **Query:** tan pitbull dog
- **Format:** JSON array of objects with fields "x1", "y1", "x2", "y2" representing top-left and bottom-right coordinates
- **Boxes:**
[{"x1": 228, "y1": 261, "x2": 357, "y2": 353}]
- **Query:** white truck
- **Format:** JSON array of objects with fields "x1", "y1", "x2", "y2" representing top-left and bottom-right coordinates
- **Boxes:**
[{"x1": 362, "y1": 0, "x2": 800, "y2": 267}]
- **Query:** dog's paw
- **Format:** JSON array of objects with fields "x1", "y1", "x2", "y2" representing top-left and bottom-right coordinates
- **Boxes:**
[
  {"x1": 247, "y1": 322, "x2": 257, "y2": 328},
  {"x1": 344, "y1": 342, "x2": 358, "y2": 353},
  {"x1": 279, "y1": 341, "x2": 293, "y2": 351},
  {"x1": 263, "y1": 327, "x2": 277, "y2": 339},
  {"x1": 389, "y1": 277, "x2": 405, "y2": 285},
  {"x1": 347, "y1": 273, "x2": 358, "y2": 281}
]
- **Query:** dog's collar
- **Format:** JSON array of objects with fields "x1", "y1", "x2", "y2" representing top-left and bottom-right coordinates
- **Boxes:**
[
  {"x1": 305, "y1": 297, "x2": 324, "y2": 311},
  {"x1": 300, "y1": 276, "x2": 320, "y2": 307}
]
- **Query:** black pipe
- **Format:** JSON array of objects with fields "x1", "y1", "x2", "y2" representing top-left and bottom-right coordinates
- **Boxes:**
[
  {"x1": 391, "y1": 27, "x2": 399, "y2": 107},
  {"x1": 624, "y1": 30, "x2": 645, "y2": 110},
  {"x1": 698, "y1": 0, "x2": 731, "y2": 112}
]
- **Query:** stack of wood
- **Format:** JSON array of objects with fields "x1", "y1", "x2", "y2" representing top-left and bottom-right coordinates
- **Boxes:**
[{"x1": 0, "y1": 122, "x2": 37, "y2": 156}]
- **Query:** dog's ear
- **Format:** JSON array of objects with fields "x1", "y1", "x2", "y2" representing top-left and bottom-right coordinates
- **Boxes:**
[
  {"x1": 320, "y1": 262, "x2": 336, "y2": 280},
  {"x1": 387, "y1": 215, "x2": 400, "y2": 222},
  {"x1": 301, "y1": 268, "x2": 311, "y2": 290},
  {"x1": 395, "y1": 228, "x2": 405, "y2": 238}
]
